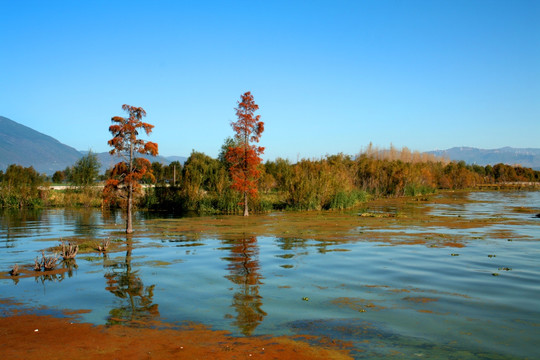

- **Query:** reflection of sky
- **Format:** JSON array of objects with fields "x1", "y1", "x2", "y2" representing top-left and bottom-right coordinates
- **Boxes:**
[
  {"x1": 430, "y1": 191, "x2": 540, "y2": 221},
  {"x1": 0, "y1": 209, "x2": 121, "y2": 258},
  {"x1": 0, "y1": 191, "x2": 539, "y2": 358}
]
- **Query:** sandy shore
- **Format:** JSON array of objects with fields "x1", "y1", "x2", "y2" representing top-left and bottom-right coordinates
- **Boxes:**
[{"x1": 0, "y1": 303, "x2": 353, "y2": 360}]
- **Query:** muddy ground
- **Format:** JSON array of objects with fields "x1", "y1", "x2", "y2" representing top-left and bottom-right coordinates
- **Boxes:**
[{"x1": 0, "y1": 302, "x2": 352, "y2": 360}]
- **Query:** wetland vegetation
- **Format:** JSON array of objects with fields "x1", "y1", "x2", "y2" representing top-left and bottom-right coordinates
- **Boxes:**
[{"x1": 2, "y1": 145, "x2": 539, "y2": 213}]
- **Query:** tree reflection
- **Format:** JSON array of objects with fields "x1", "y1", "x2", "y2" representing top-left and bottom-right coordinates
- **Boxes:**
[
  {"x1": 69, "y1": 209, "x2": 99, "y2": 237},
  {"x1": 100, "y1": 208, "x2": 122, "y2": 226},
  {"x1": 104, "y1": 238, "x2": 159, "y2": 325},
  {"x1": 27, "y1": 259, "x2": 78, "y2": 286},
  {"x1": 0, "y1": 208, "x2": 43, "y2": 247},
  {"x1": 222, "y1": 236, "x2": 266, "y2": 335}
]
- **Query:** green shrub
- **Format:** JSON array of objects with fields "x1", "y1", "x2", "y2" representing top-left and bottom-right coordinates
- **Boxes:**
[
  {"x1": 327, "y1": 190, "x2": 368, "y2": 210},
  {"x1": 404, "y1": 183, "x2": 436, "y2": 197}
]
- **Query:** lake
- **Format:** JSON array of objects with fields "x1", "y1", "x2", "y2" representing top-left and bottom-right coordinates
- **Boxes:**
[{"x1": 1, "y1": 191, "x2": 539, "y2": 359}]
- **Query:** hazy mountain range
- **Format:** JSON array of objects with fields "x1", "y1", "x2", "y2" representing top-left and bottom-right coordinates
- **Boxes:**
[
  {"x1": 81, "y1": 151, "x2": 186, "y2": 175},
  {"x1": 0, "y1": 116, "x2": 82, "y2": 174},
  {"x1": 1, "y1": 115, "x2": 538, "y2": 174},
  {"x1": 428, "y1": 147, "x2": 540, "y2": 170},
  {"x1": 0, "y1": 116, "x2": 186, "y2": 175}
]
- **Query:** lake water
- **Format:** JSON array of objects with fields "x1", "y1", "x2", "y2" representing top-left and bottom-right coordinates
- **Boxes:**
[{"x1": 1, "y1": 191, "x2": 539, "y2": 359}]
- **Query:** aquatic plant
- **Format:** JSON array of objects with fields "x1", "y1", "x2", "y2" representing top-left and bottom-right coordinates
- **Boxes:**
[
  {"x1": 9, "y1": 264, "x2": 19, "y2": 276},
  {"x1": 34, "y1": 251, "x2": 59, "y2": 271},
  {"x1": 42, "y1": 252, "x2": 59, "y2": 271},
  {"x1": 61, "y1": 241, "x2": 79, "y2": 260},
  {"x1": 97, "y1": 239, "x2": 110, "y2": 252},
  {"x1": 34, "y1": 257, "x2": 41, "y2": 271}
]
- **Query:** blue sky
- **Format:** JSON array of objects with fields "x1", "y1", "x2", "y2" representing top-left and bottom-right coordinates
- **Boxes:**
[{"x1": 1, "y1": 0, "x2": 538, "y2": 161}]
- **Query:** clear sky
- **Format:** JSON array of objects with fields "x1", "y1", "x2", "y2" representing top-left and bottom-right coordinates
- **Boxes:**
[{"x1": 1, "y1": 0, "x2": 538, "y2": 161}]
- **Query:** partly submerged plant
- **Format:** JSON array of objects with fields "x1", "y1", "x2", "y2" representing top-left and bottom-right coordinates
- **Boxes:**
[
  {"x1": 35, "y1": 251, "x2": 59, "y2": 271},
  {"x1": 61, "y1": 241, "x2": 79, "y2": 260},
  {"x1": 97, "y1": 238, "x2": 110, "y2": 252},
  {"x1": 9, "y1": 264, "x2": 20, "y2": 276}
]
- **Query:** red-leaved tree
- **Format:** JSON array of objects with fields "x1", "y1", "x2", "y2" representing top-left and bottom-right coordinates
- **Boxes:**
[
  {"x1": 104, "y1": 105, "x2": 158, "y2": 233},
  {"x1": 226, "y1": 92, "x2": 264, "y2": 216}
]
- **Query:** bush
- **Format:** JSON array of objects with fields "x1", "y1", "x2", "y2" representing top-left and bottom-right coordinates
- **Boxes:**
[
  {"x1": 327, "y1": 190, "x2": 368, "y2": 210},
  {"x1": 0, "y1": 164, "x2": 46, "y2": 208},
  {"x1": 404, "y1": 183, "x2": 436, "y2": 197}
]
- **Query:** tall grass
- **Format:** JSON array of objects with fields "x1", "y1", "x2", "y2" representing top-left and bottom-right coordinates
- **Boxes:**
[
  {"x1": 327, "y1": 190, "x2": 369, "y2": 210},
  {"x1": 47, "y1": 187, "x2": 102, "y2": 208},
  {"x1": 404, "y1": 183, "x2": 436, "y2": 197}
]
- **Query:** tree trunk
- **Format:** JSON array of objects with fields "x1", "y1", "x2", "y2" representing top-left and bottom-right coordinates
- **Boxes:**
[
  {"x1": 243, "y1": 191, "x2": 249, "y2": 216},
  {"x1": 243, "y1": 133, "x2": 249, "y2": 217},
  {"x1": 126, "y1": 142, "x2": 134, "y2": 234},
  {"x1": 126, "y1": 182, "x2": 133, "y2": 233}
]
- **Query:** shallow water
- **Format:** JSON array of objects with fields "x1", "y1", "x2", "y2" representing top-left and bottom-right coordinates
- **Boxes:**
[{"x1": 1, "y1": 191, "x2": 539, "y2": 359}]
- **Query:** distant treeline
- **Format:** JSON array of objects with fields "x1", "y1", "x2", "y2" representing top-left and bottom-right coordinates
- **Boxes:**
[{"x1": 1, "y1": 145, "x2": 539, "y2": 210}]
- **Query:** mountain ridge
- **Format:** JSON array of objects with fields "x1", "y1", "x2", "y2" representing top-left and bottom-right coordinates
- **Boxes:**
[
  {"x1": 87, "y1": 151, "x2": 187, "y2": 174},
  {"x1": 1, "y1": 116, "x2": 187, "y2": 175},
  {"x1": 428, "y1": 147, "x2": 540, "y2": 170},
  {"x1": 1, "y1": 115, "x2": 538, "y2": 174},
  {"x1": 0, "y1": 116, "x2": 82, "y2": 175}
]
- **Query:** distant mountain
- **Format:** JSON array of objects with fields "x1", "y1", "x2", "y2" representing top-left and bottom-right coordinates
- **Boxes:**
[
  {"x1": 0, "y1": 116, "x2": 82, "y2": 175},
  {"x1": 1, "y1": 116, "x2": 188, "y2": 176},
  {"x1": 165, "y1": 155, "x2": 188, "y2": 164},
  {"x1": 92, "y1": 152, "x2": 186, "y2": 174},
  {"x1": 428, "y1": 147, "x2": 540, "y2": 170}
]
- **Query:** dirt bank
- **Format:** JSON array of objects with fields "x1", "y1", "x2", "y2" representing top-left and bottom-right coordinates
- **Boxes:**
[{"x1": 0, "y1": 311, "x2": 352, "y2": 360}]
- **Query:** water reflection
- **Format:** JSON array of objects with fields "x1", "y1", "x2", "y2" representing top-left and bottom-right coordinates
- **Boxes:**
[
  {"x1": 36, "y1": 259, "x2": 78, "y2": 283},
  {"x1": 3, "y1": 259, "x2": 80, "y2": 286},
  {"x1": 64, "y1": 210, "x2": 99, "y2": 237},
  {"x1": 60, "y1": 258, "x2": 78, "y2": 276},
  {"x1": 104, "y1": 238, "x2": 159, "y2": 325},
  {"x1": 100, "y1": 208, "x2": 122, "y2": 226},
  {"x1": 275, "y1": 237, "x2": 307, "y2": 251},
  {"x1": 222, "y1": 236, "x2": 266, "y2": 335},
  {"x1": 275, "y1": 237, "x2": 309, "y2": 268},
  {"x1": 0, "y1": 208, "x2": 44, "y2": 246}
]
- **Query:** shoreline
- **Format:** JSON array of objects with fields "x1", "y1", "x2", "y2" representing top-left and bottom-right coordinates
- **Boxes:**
[{"x1": 0, "y1": 299, "x2": 353, "y2": 360}]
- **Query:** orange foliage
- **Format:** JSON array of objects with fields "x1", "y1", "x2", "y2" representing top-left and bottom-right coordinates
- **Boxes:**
[
  {"x1": 108, "y1": 105, "x2": 158, "y2": 158},
  {"x1": 103, "y1": 105, "x2": 158, "y2": 233},
  {"x1": 226, "y1": 92, "x2": 264, "y2": 216}
]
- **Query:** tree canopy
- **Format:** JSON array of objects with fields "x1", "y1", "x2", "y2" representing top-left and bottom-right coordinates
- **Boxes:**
[
  {"x1": 226, "y1": 91, "x2": 265, "y2": 216},
  {"x1": 103, "y1": 104, "x2": 158, "y2": 234}
]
